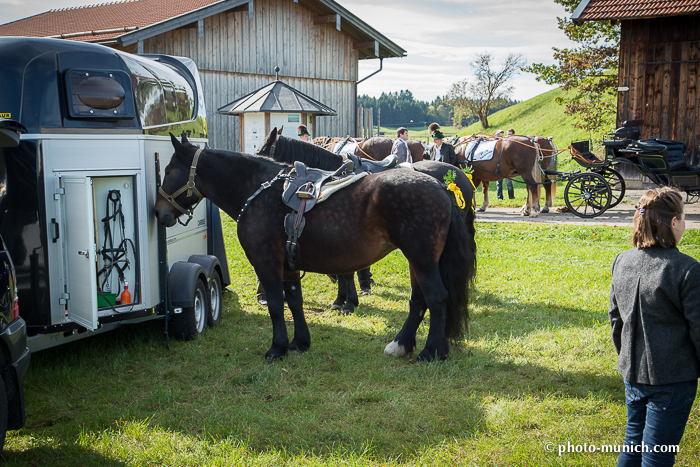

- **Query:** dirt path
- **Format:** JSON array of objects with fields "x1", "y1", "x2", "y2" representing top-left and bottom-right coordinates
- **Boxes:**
[{"x1": 475, "y1": 189, "x2": 700, "y2": 228}]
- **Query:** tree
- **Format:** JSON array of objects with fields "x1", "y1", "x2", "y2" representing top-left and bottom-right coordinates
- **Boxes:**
[
  {"x1": 523, "y1": 0, "x2": 620, "y2": 141},
  {"x1": 447, "y1": 52, "x2": 525, "y2": 130}
]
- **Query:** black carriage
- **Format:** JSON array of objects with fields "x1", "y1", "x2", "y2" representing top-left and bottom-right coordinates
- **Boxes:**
[{"x1": 553, "y1": 121, "x2": 700, "y2": 218}]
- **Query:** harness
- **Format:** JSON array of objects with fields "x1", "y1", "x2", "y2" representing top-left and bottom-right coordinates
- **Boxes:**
[{"x1": 158, "y1": 148, "x2": 205, "y2": 227}]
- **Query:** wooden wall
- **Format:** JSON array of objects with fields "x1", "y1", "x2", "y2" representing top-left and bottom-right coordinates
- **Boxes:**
[
  {"x1": 123, "y1": 0, "x2": 359, "y2": 152},
  {"x1": 617, "y1": 14, "x2": 700, "y2": 164}
]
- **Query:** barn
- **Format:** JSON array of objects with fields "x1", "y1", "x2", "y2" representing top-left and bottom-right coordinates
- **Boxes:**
[
  {"x1": 0, "y1": 0, "x2": 405, "y2": 151},
  {"x1": 573, "y1": 0, "x2": 700, "y2": 165}
]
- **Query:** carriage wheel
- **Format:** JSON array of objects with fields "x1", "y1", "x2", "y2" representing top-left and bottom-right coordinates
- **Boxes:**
[
  {"x1": 564, "y1": 173, "x2": 612, "y2": 218},
  {"x1": 595, "y1": 168, "x2": 626, "y2": 208}
]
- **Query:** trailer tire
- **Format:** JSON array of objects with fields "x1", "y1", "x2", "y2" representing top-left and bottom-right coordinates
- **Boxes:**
[
  {"x1": 0, "y1": 372, "x2": 7, "y2": 453},
  {"x1": 207, "y1": 272, "x2": 222, "y2": 327},
  {"x1": 173, "y1": 278, "x2": 208, "y2": 341}
]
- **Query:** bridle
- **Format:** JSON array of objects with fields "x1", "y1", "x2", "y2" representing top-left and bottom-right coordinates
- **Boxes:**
[{"x1": 158, "y1": 148, "x2": 205, "y2": 226}]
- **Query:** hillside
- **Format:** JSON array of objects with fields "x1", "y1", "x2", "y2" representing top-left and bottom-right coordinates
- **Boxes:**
[{"x1": 456, "y1": 87, "x2": 593, "y2": 147}]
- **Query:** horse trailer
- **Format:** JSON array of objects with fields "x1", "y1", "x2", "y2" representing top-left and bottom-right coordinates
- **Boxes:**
[{"x1": 0, "y1": 37, "x2": 230, "y2": 352}]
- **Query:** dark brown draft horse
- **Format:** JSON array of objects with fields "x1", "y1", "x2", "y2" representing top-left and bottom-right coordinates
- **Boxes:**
[
  {"x1": 257, "y1": 129, "x2": 476, "y2": 315},
  {"x1": 155, "y1": 134, "x2": 477, "y2": 362},
  {"x1": 454, "y1": 135, "x2": 556, "y2": 217}
]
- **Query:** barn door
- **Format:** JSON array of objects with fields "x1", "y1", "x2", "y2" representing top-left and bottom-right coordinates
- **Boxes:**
[{"x1": 62, "y1": 176, "x2": 98, "y2": 330}]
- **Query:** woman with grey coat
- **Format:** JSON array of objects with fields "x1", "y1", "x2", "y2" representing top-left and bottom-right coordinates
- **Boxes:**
[{"x1": 609, "y1": 187, "x2": 700, "y2": 467}]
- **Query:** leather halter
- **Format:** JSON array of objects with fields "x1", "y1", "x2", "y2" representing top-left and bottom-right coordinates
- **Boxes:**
[{"x1": 158, "y1": 148, "x2": 205, "y2": 226}]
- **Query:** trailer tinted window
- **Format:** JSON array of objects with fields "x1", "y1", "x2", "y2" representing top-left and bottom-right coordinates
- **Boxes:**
[
  {"x1": 65, "y1": 70, "x2": 134, "y2": 119},
  {"x1": 120, "y1": 55, "x2": 195, "y2": 128}
]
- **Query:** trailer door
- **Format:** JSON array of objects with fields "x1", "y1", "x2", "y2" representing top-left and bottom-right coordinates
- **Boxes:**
[{"x1": 62, "y1": 176, "x2": 98, "y2": 330}]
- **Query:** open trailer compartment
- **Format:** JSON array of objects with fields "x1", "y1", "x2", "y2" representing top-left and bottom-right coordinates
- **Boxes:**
[{"x1": 0, "y1": 37, "x2": 229, "y2": 352}]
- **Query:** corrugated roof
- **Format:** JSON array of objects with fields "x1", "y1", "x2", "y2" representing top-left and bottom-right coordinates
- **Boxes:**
[
  {"x1": 0, "y1": 0, "x2": 221, "y2": 42},
  {"x1": 217, "y1": 80, "x2": 337, "y2": 115},
  {"x1": 573, "y1": 0, "x2": 700, "y2": 22}
]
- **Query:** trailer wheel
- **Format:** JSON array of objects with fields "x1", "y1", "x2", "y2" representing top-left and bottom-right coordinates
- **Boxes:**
[
  {"x1": 0, "y1": 373, "x2": 7, "y2": 453},
  {"x1": 173, "y1": 277, "x2": 208, "y2": 341},
  {"x1": 207, "y1": 272, "x2": 222, "y2": 327}
]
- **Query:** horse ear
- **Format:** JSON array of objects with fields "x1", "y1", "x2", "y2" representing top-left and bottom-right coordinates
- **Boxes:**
[
  {"x1": 266, "y1": 127, "x2": 278, "y2": 145},
  {"x1": 180, "y1": 132, "x2": 190, "y2": 145},
  {"x1": 278, "y1": 125, "x2": 284, "y2": 135},
  {"x1": 170, "y1": 132, "x2": 182, "y2": 151}
]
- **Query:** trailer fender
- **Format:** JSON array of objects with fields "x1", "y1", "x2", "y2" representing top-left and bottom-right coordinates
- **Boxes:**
[
  {"x1": 187, "y1": 255, "x2": 222, "y2": 285},
  {"x1": 168, "y1": 261, "x2": 207, "y2": 310}
]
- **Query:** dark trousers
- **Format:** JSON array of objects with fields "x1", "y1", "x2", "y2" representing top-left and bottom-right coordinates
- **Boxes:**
[
  {"x1": 617, "y1": 378, "x2": 697, "y2": 467},
  {"x1": 496, "y1": 178, "x2": 514, "y2": 199},
  {"x1": 357, "y1": 267, "x2": 372, "y2": 289}
]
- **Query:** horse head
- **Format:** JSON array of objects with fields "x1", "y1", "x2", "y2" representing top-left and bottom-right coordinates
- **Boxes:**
[
  {"x1": 256, "y1": 127, "x2": 280, "y2": 157},
  {"x1": 154, "y1": 133, "x2": 205, "y2": 227}
]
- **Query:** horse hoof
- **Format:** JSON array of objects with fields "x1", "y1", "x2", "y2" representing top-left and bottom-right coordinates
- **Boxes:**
[
  {"x1": 341, "y1": 306, "x2": 355, "y2": 315},
  {"x1": 529, "y1": 213, "x2": 538, "y2": 218},
  {"x1": 541, "y1": 207, "x2": 550, "y2": 213},
  {"x1": 289, "y1": 339, "x2": 310, "y2": 352},
  {"x1": 521, "y1": 211, "x2": 529, "y2": 217},
  {"x1": 476, "y1": 208, "x2": 486, "y2": 213},
  {"x1": 265, "y1": 347, "x2": 288, "y2": 362},
  {"x1": 330, "y1": 303, "x2": 343, "y2": 311},
  {"x1": 361, "y1": 287, "x2": 371, "y2": 295},
  {"x1": 384, "y1": 340, "x2": 407, "y2": 357},
  {"x1": 417, "y1": 348, "x2": 448, "y2": 362}
]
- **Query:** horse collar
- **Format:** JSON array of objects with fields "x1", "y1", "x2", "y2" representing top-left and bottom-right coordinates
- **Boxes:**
[{"x1": 158, "y1": 148, "x2": 205, "y2": 226}]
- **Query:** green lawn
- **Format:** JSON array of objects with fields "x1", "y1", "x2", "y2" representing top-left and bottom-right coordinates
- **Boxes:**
[{"x1": 5, "y1": 218, "x2": 700, "y2": 466}]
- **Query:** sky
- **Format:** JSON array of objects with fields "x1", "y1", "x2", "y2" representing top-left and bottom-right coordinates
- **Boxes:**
[{"x1": 0, "y1": 0, "x2": 576, "y2": 103}]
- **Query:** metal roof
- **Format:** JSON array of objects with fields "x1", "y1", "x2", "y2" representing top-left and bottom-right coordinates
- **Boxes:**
[
  {"x1": 572, "y1": 0, "x2": 700, "y2": 22},
  {"x1": 217, "y1": 79, "x2": 337, "y2": 116}
]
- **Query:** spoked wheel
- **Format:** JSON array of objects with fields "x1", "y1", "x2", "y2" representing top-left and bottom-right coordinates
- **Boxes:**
[
  {"x1": 595, "y1": 167, "x2": 626, "y2": 208},
  {"x1": 564, "y1": 172, "x2": 612, "y2": 218}
]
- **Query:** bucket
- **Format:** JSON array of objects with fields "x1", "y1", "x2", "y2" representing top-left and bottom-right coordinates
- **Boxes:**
[{"x1": 97, "y1": 292, "x2": 117, "y2": 308}]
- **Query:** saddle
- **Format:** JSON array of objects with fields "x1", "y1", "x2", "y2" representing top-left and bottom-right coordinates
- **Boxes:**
[
  {"x1": 282, "y1": 160, "x2": 354, "y2": 270},
  {"x1": 347, "y1": 153, "x2": 399, "y2": 174}
]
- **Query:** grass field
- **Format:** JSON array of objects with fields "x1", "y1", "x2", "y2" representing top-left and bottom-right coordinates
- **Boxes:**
[{"x1": 5, "y1": 217, "x2": 700, "y2": 466}]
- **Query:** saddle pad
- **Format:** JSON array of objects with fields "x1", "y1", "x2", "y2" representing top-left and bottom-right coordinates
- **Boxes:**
[
  {"x1": 317, "y1": 172, "x2": 368, "y2": 203},
  {"x1": 334, "y1": 141, "x2": 359, "y2": 156},
  {"x1": 465, "y1": 140, "x2": 498, "y2": 162}
]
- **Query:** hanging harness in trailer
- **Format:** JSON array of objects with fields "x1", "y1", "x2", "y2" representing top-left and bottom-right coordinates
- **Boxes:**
[{"x1": 97, "y1": 190, "x2": 136, "y2": 299}]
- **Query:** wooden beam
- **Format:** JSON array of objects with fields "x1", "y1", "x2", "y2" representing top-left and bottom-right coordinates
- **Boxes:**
[
  {"x1": 315, "y1": 14, "x2": 341, "y2": 31},
  {"x1": 248, "y1": 1, "x2": 254, "y2": 20},
  {"x1": 198, "y1": 19, "x2": 204, "y2": 39},
  {"x1": 353, "y1": 40, "x2": 379, "y2": 57},
  {"x1": 137, "y1": 39, "x2": 143, "y2": 54}
]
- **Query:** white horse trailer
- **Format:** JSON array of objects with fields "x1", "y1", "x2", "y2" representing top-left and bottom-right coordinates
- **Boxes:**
[{"x1": 0, "y1": 37, "x2": 230, "y2": 352}]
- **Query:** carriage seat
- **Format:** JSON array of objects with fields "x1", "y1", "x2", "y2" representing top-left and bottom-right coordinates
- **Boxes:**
[{"x1": 629, "y1": 138, "x2": 687, "y2": 171}]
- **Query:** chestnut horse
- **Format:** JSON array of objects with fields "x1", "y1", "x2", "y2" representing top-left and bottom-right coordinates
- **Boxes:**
[
  {"x1": 454, "y1": 135, "x2": 557, "y2": 217},
  {"x1": 257, "y1": 129, "x2": 476, "y2": 315},
  {"x1": 156, "y1": 134, "x2": 476, "y2": 362},
  {"x1": 314, "y1": 136, "x2": 424, "y2": 162}
]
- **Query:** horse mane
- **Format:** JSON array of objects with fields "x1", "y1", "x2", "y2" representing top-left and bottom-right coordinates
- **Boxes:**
[{"x1": 271, "y1": 135, "x2": 344, "y2": 170}]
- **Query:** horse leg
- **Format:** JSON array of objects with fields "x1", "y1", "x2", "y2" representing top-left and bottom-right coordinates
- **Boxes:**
[
  {"x1": 256, "y1": 272, "x2": 289, "y2": 361},
  {"x1": 413, "y1": 265, "x2": 449, "y2": 361},
  {"x1": 283, "y1": 276, "x2": 310, "y2": 352},
  {"x1": 541, "y1": 178, "x2": 553, "y2": 213},
  {"x1": 342, "y1": 273, "x2": 359, "y2": 315},
  {"x1": 521, "y1": 164, "x2": 542, "y2": 218},
  {"x1": 384, "y1": 269, "x2": 426, "y2": 358},
  {"x1": 331, "y1": 275, "x2": 347, "y2": 310},
  {"x1": 476, "y1": 179, "x2": 489, "y2": 212}
]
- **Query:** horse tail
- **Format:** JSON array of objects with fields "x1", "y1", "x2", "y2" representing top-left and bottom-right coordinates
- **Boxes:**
[{"x1": 439, "y1": 195, "x2": 477, "y2": 341}]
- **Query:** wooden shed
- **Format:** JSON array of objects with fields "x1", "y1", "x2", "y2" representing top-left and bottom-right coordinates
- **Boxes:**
[
  {"x1": 0, "y1": 0, "x2": 405, "y2": 152},
  {"x1": 573, "y1": 0, "x2": 700, "y2": 164}
]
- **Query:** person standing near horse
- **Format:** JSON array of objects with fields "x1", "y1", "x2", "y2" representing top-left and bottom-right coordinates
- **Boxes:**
[
  {"x1": 496, "y1": 129, "x2": 515, "y2": 200},
  {"x1": 391, "y1": 127, "x2": 412, "y2": 163},
  {"x1": 297, "y1": 124, "x2": 311, "y2": 141},
  {"x1": 609, "y1": 187, "x2": 700, "y2": 466},
  {"x1": 426, "y1": 123, "x2": 458, "y2": 166}
]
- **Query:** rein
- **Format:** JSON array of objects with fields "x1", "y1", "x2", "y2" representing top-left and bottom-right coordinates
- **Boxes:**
[
  {"x1": 236, "y1": 169, "x2": 289, "y2": 222},
  {"x1": 158, "y1": 148, "x2": 205, "y2": 226}
]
